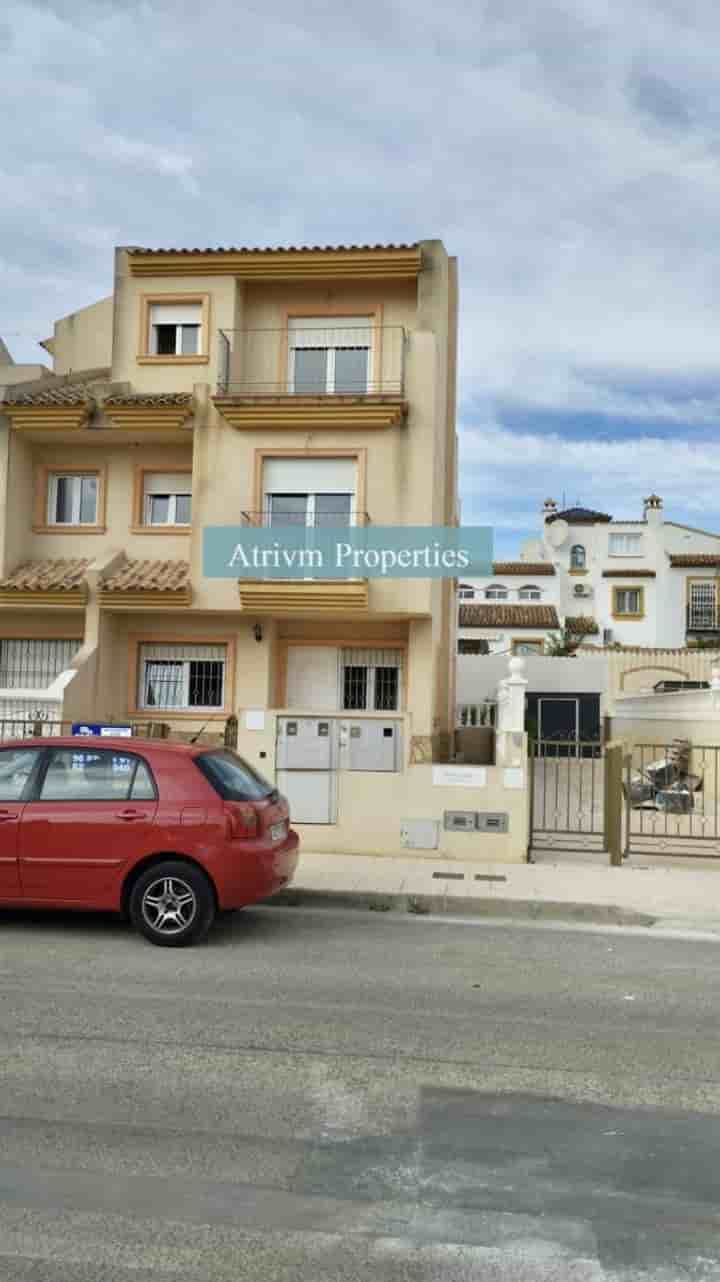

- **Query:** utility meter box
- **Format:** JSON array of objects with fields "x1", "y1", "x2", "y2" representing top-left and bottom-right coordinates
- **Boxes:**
[
  {"x1": 443, "y1": 810, "x2": 476, "y2": 832},
  {"x1": 400, "y1": 819, "x2": 439, "y2": 849},
  {"x1": 476, "y1": 812, "x2": 509, "y2": 834},
  {"x1": 340, "y1": 720, "x2": 402, "y2": 772},
  {"x1": 276, "y1": 717, "x2": 337, "y2": 770}
]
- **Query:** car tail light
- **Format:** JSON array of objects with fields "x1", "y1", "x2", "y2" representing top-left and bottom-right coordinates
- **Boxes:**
[{"x1": 224, "y1": 803, "x2": 258, "y2": 840}]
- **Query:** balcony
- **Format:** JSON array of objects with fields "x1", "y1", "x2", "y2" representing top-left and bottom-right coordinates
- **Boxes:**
[
  {"x1": 236, "y1": 509, "x2": 370, "y2": 615},
  {"x1": 214, "y1": 326, "x2": 407, "y2": 430}
]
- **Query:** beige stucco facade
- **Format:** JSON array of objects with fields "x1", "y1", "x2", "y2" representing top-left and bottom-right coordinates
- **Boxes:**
[{"x1": 0, "y1": 240, "x2": 515, "y2": 859}]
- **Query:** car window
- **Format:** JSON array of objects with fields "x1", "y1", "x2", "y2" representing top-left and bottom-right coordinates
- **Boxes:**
[
  {"x1": 39, "y1": 749, "x2": 153, "y2": 802},
  {"x1": 129, "y1": 760, "x2": 156, "y2": 800},
  {"x1": 194, "y1": 749, "x2": 275, "y2": 801},
  {"x1": 0, "y1": 748, "x2": 41, "y2": 802}
]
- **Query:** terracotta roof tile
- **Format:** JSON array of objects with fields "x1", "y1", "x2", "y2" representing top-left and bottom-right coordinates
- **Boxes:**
[
  {"x1": 670, "y1": 554, "x2": 720, "y2": 567},
  {"x1": 565, "y1": 616, "x2": 600, "y2": 634},
  {"x1": 3, "y1": 385, "x2": 94, "y2": 407},
  {"x1": 100, "y1": 558, "x2": 190, "y2": 593},
  {"x1": 459, "y1": 604, "x2": 559, "y2": 629},
  {"x1": 602, "y1": 569, "x2": 656, "y2": 578},
  {"x1": 492, "y1": 561, "x2": 555, "y2": 576},
  {"x1": 125, "y1": 242, "x2": 418, "y2": 255},
  {"x1": 103, "y1": 393, "x2": 193, "y2": 407},
  {"x1": 0, "y1": 558, "x2": 90, "y2": 592},
  {"x1": 546, "y1": 507, "x2": 612, "y2": 524}
]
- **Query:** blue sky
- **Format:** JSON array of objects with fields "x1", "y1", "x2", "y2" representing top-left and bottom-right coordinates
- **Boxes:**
[{"x1": 3, "y1": 0, "x2": 720, "y2": 558}]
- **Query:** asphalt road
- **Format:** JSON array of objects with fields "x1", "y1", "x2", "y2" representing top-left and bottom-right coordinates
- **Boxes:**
[{"x1": 2, "y1": 904, "x2": 720, "y2": 1281}]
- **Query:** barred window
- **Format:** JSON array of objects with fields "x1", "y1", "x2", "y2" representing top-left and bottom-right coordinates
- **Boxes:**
[
  {"x1": 0, "y1": 639, "x2": 77, "y2": 689},
  {"x1": 138, "y1": 643, "x2": 226, "y2": 711},
  {"x1": 340, "y1": 649, "x2": 402, "y2": 712}
]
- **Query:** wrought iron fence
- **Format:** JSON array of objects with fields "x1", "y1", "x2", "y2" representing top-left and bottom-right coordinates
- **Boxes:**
[
  {"x1": 624, "y1": 741, "x2": 720, "y2": 857},
  {"x1": 530, "y1": 738, "x2": 606, "y2": 854}
]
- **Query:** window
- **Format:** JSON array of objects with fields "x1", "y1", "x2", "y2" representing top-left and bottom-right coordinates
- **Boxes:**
[
  {"x1": 518, "y1": 585, "x2": 541, "y2": 601},
  {"x1": 340, "y1": 649, "x2": 402, "y2": 711},
  {"x1": 512, "y1": 639, "x2": 544, "y2": 655},
  {"x1": 194, "y1": 749, "x2": 274, "y2": 801},
  {"x1": 485, "y1": 584, "x2": 508, "y2": 600},
  {"x1": 613, "y1": 587, "x2": 644, "y2": 617},
  {"x1": 288, "y1": 317, "x2": 372, "y2": 395},
  {"x1": 0, "y1": 639, "x2": 77, "y2": 689},
  {"x1": 138, "y1": 643, "x2": 227, "y2": 711},
  {"x1": 688, "y1": 582, "x2": 717, "y2": 629},
  {"x1": 149, "y1": 302, "x2": 202, "y2": 356},
  {"x1": 39, "y1": 748, "x2": 156, "y2": 802},
  {"x1": 609, "y1": 532, "x2": 642, "y2": 556},
  {"x1": 262, "y1": 458, "x2": 356, "y2": 528},
  {"x1": 47, "y1": 474, "x2": 98, "y2": 526},
  {"x1": 0, "y1": 748, "x2": 40, "y2": 801},
  {"x1": 570, "y1": 545, "x2": 586, "y2": 570},
  {"x1": 143, "y1": 473, "x2": 192, "y2": 527},
  {"x1": 458, "y1": 638, "x2": 488, "y2": 655},
  {"x1": 458, "y1": 586, "x2": 475, "y2": 600}
]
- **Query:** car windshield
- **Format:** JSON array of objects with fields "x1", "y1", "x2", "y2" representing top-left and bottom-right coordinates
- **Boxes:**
[{"x1": 194, "y1": 749, "x2": 275, "y2": 801}]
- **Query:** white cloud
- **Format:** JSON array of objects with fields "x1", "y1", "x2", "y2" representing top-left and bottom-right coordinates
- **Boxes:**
[{"x1": 4, "y1": 0, "x2": 720, "y2": 534}]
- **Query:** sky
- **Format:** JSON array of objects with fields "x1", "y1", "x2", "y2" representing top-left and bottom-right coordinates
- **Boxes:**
[{"x1": 3, "y1": 0, "x2": 720, "y2": 557}]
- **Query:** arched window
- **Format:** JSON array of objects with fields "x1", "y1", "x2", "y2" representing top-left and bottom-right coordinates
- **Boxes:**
[
  {"x1": 518, "y1": 584, "x2": 541, "y2": 601},
  {"x1": 485, "y1": 583, "x2": 508, "y2": 600},
  {"x1": 570, "y1": 545, "x2": 586, "y2": 570}
]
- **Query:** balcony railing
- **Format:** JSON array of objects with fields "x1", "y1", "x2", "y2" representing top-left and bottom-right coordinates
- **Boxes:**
[
  {"x1": 687, "y1": 606, "x2": 720, "y2": 631},
  {"x1": 241, "y1": 509, "x2": 371, "y2": 528},
  {"x1": 217, "y1": 326, "x2": 406, "y2": 397}
]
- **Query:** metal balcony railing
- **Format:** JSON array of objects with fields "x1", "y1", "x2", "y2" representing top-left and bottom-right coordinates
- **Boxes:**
[
  {"x1": 687, "y1": 606, "x2": 720, "y2": 631},
  {"x1": 217, "y1": 326, "x2": 406, "y2": 397},
  {"x1": 241, "y1": 510, "x2": 371, "y2": 528}
]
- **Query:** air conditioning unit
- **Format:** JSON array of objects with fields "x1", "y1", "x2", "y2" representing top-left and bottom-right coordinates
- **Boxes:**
[
  {"x1": 573, "y1": 583, "x2": 592, "y2": 598},
  {"x1": 603, "y1": 628, "x2": 613, "y2": 645}
]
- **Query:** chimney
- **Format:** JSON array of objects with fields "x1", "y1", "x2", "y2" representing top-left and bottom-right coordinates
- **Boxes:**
[
  {"x1": 543, "y1": 498, "x2": 558, "y2": 523},
  {"x1": 643, "y1": 493, "x2": 663, "y2": 527}
]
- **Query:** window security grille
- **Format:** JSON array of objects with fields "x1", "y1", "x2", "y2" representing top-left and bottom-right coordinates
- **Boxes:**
[
  {"x1": 340, "y1": 649, "x2": 402, "y2": 712},
  {"x1": 0, "y1": 639, "x2": 77, "y2": 689},
  {"x1": 138, "y1": 643, "x2": 226, "y2": 710},
  {"x1": 689, "y1": 582, "x2": 717, "y2": 629}
]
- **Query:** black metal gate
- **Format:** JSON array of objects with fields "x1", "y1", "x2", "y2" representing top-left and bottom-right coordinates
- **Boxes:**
[
  {"x1": 624, "y1": 741, "x2": 720, "y2": 858},
  {"x1": 530, "y1": 738, "x2": 606, "y2": 855}
]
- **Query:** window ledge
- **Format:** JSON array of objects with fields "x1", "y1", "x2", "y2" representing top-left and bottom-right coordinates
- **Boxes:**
[
  {"x1": 131, "y1": 709, "x2": 228, "y2": 720},
  {"x1": 33, "y1": 525, "x2": 107, "y2": 535},
  {"x1": 137, "y1": 355, "x2": 209, "y2": 365},
  {"x1": 130, "y1": 526, "x2": 192, "y2": 536},
  {"x1": 612, "y1": 613, "x2": 644, "y2": 620}
]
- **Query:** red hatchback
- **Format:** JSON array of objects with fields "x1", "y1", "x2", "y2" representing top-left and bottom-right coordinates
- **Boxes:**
[{"x1": 0, "y1": 737, "x2": 299, "y2": 946}]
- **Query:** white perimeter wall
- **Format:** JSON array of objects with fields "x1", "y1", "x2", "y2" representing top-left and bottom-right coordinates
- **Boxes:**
[{"x1": 457, "y1": 654, "x2": 610, "y2": 706}]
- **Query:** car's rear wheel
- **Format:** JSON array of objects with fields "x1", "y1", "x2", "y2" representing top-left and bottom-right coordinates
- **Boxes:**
[{"x1": 128, "y1": 861, "x2": 215, "y2": 947}]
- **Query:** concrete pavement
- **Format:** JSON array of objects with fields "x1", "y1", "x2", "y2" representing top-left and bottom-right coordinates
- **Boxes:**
[
  {"x1": 3, "y1": 906, "x2": 720, "y2": 1278},
  {"x1": 277, "y1": 849, "x2": 720, "y2": 933}
]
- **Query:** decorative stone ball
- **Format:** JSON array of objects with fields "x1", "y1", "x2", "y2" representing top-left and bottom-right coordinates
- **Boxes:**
[{"x1": 508, "y1": 656, "x2": 526, "y2": 677}]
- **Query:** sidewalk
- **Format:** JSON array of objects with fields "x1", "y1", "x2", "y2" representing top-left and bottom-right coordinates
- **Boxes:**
[{"x1": 274, "y1": 850, "x2": 720, "y2": 935}]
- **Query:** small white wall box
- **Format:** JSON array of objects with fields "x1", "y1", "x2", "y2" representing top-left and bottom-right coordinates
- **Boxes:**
[
  {"x1": 476, "y1": 812, "x2": 509, "y2": 833},
  {"x1": 443, "y1": 810, "x2": 476, "y2": 832},
  {"x1": 400, "y1": 819, "x2": 440, "y2": 849}
]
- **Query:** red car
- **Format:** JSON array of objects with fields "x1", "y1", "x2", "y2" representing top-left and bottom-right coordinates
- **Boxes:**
[{"x1": 0, "y1": 737, "x2": 299, "y2": 946}]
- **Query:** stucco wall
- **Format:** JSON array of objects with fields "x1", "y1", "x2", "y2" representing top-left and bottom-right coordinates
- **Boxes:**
[{"x1": 50, "y1": 297, "x2": 113, "y2": 376}]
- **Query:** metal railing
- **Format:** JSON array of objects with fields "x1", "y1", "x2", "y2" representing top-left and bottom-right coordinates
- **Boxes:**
[
  {"x1": 0, "y1": 640, "x2": 78, "y2": 689},
  {"x1": 0, "y1": 719, "x2": 172, "y2": 742},
  {"x1": 687, "y1": 606, "x2": 720, "y2": 631},
  {"x1": 530, "y1": 738, "x2": 606, "y2": 853},
  {"x1": 623, "y1": 741, "x2": 720, "y2": 857},
  {"x1": 217, "y1": 326, "x2": 406, "y2": 396},
  {"x1": 240, "y1": 509, "x2": 371, "y2": 528}
]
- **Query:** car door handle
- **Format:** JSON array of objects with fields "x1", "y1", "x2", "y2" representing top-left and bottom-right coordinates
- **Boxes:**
[
  {"x1": 115, "y1": 810, "x2": 149, "y2": 822},
  {"x1": 0, "y1": 810, "x2": 19, "y2": 823}
]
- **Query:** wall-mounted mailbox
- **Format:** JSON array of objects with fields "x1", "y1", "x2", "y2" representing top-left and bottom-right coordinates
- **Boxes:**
[
  {"x1": 443, "y1": 810, "x2": 476, "y2": 832},
  {"x1": 475, "y1": 812, "x2": 509, "y2": 833}
]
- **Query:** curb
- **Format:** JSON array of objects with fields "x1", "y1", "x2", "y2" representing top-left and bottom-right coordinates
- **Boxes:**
[{"x1": 270, "y1": 887, "x2": 657, "y2": 928}]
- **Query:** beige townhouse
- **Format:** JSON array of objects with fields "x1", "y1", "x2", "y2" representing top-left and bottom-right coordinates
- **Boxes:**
[{"x1": 0, "y1": 240, "x2": 476, "y2": 854}]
